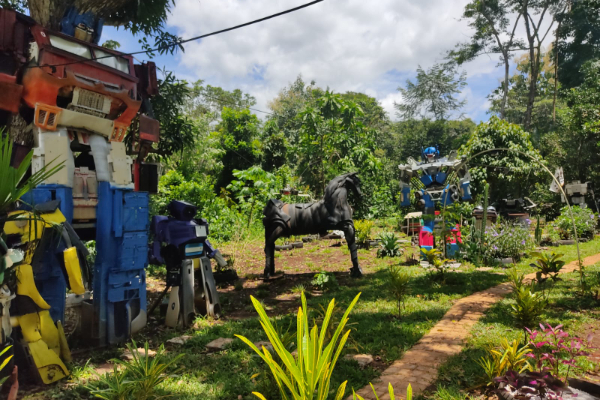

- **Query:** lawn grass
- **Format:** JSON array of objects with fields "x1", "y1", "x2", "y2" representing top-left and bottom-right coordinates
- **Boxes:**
[{"x1": 37, "y1": 238, "x2": 600, "y2": 400}]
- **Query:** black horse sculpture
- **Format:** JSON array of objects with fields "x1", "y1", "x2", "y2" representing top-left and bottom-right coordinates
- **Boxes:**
[{"x1": 262, "y1": 172, "x2": 364, "y2": 279}]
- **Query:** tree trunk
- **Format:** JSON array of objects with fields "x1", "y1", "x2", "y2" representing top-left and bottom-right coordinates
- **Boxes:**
[
  {"x1": 27, "y1": 0, "x2": 74, "y2": 30},
  {"x1": 523, "y1": 8, "x2": 537, "y2": 130},
  {"x1": 501, "y1": 52, "x2": 509, "y2": 119}
]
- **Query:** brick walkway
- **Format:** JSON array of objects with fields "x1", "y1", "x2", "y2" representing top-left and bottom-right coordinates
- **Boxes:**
[{"x1": 349, "y1": 253, "x2": 600, "y2": 400}]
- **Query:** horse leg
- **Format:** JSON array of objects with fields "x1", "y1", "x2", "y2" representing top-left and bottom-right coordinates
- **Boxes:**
[
  {"x1": 342, "y1": 222, "x2": 363, "y2": 278},
  {"x1": 264, "y1": 225, "x2": 284, "y2": 279}
]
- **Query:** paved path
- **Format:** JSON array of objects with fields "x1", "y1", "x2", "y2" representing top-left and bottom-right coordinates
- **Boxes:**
[{"x1": 349, "y1": 253, "x2": 600, "y2": 400}]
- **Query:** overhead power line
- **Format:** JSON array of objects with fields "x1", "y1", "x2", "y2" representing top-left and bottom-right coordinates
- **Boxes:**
[{"x1": 31, "y1": 0, "x2": 325, "y2": 70}]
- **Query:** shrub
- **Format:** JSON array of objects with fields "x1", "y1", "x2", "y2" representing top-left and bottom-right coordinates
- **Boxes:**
[
  {"x1": 87, "y1": 341, "x2": 182, "y2": 400},
  {"x1": 388, "y1": 266, "x2": 410, "y2": 317},
  {"x1": 481, "y1": 221, "x2": 533, "y2": 261},
  {"x1": 529, "y1": 252, "x2": 565, "y2": 284},
  {"x1": 353, "y1": 383, "x2": 412, "y2": 400},
  {"x1": 511, "y1": 284, "x2": 547, "y2": 328},
  {"x1": 377, "y1": 232, "x2": 402, "y2": 258},
  {"x1": 478, "y1": 334, "x2": 531, "y2": 386},
  {"x1": 236, "y1": 293, "x2": 361, "y2": 400},
  {"x1": 151, "y1": 170, "x2": 243, "y2": 241},
  {"x1": 311, "y1": 272, "x2": 338, "y2": 291},
  {"x1": 551, "y1": 205, "x2": 596, "y2": 239},
  {"x1": 354, "y1": 220, "x2": 375, "y2": 245}
]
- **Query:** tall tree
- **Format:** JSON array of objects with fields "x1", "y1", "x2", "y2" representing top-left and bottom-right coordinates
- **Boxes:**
[
  {"x1": 555, "y1": 0, "x2": 600, "y2": 90},
  {"x1": 297, "y1": 91, "x2": 381, "y2": 196},
  {"x1": 511, "y1": 0, "x2": 566, "y2": 130},
  {"x1": 395, "y1": 64, "x2": 467, "y2": 121},
  {"x1": 185, "y1": 80, "x2": 257, "y2": 123},
  {"x1": 215, "y1": 108, "x2": 262, "y2": 191},
  {"x1": 448, "y1": 0, "x2": 523, "y2": 119}
]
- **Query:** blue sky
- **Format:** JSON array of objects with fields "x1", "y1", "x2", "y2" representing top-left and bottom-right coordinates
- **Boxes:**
[{"x1": 100, "y1": 0, "x2": 551, "y2": 123}]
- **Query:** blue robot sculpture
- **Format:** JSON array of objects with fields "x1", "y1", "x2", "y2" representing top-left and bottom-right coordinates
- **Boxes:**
[
  {"x1": 149, "y1": 200, "x2": 223, "y2": 327},
  {"x1": 399, "y1": 146, "x2": 472, "y2": 257}
]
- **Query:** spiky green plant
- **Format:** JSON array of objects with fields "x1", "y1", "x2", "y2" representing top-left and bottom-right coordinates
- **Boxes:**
[
  {"x1": 236, "y1": 292, "x2": 361, "y2": 400},
  {"x1": 352, "y1": 383, "x2": 412, "y2": 400}
]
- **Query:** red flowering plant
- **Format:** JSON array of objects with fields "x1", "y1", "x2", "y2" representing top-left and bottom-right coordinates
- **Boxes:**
[
  {"x1": 526, "y1": 323, "x2": 592, "y2": 383},
  {"x1": 495, "y1": 324, "x2": 592, "y2": 400}
]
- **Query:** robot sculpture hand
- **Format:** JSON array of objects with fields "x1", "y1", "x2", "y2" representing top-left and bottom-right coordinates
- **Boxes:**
[
  {"x1": 399, "y1": 146, "x2": 472, "y2": 258},
  {"x1": 2, "y1": 202, "x2": 87, "y2": 384}
]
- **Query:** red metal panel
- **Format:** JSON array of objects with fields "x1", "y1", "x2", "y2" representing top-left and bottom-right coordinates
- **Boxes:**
[
  {"x1": 139, "y1": 114, "x2": 160, "y2": 142},
  {"x1": 0, "y1": 9, "x2": 16, "y2": 51}
]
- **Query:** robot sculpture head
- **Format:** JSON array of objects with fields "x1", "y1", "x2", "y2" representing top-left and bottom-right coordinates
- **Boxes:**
[{"x1": 422, "y1": 145, "x2": 440, "y2": 163}]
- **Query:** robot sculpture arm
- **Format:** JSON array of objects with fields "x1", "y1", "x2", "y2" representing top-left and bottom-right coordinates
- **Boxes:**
[
  {"x1": 149, "y1": 200, "x2": 222, "y2": 328},
  {"x1": 2, "y1": 202, "x2": 88, "y2": 384},
  {"x1": 399, "y1": 147, "x2": 472, "y2": 258}
]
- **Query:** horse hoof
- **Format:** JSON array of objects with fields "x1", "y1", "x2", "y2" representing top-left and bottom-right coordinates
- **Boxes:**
[{"x1": 350, "y1": 267, "x2": 363, "y2": 278}]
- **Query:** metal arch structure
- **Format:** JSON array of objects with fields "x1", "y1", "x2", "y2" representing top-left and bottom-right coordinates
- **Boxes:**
[{"x1": 398, "y1": 147, "x2": 473, "y2": 258}]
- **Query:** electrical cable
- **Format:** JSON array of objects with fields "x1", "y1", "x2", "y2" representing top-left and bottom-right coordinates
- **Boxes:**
[{"x1": 29, "y1": 0, "x2": 324, "y2": 70}]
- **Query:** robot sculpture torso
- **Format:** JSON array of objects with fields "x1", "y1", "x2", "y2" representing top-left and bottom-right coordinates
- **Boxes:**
[{"x1": 399, "y1": 146, "x2": 472, "y2": 257}]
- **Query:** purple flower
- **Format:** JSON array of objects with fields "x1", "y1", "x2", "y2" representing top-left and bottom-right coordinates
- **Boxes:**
[
  {"x1": 521, "y1": 240, "x2": 526, "y2": 245},
  {"x1": 493, "y1": 245, "x2": 498, "y2": 250}
]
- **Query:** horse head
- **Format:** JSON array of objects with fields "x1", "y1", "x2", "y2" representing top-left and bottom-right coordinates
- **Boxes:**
[{"x1": 324, "y1": 172, "x2": 362, "y2": 201}]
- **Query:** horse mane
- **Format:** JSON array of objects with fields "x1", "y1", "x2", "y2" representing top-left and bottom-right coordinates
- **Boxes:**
[{"x1": 323, "y1": 172, "x2": 358, "y2": 201}]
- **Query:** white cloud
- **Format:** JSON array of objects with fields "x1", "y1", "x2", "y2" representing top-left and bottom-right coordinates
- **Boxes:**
[{"x1": 160, "y1": 0, "x2": 553, "y2": 122}]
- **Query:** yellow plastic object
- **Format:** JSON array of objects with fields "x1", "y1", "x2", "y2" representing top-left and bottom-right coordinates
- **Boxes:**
[
  {"x1": 3, "y1": 209, "x2": 66, "y2": 244},
  {"x1": 17, "y1": 313, "x2": 42, "y2": 342},
  {"x1": 39, "y1": 311, "x2": 60, "y2": 357},
  {"x1": 63, "y1": 247, "x2": 85, "y2": 295},
  {"x1": 27, "y1": 340, "x2": 69, "y2": 384},
  {"x1": 16, "y1": 264, "x2": 51, "y2": 310},
  {"x1": 57, "y1": 321, "x2": 72, "y2": 362},
  {"x1": 193, "y1": 257, "x2": 200, "y2": 270}
]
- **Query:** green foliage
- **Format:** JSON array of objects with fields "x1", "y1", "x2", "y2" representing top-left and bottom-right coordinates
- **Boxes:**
[
  {"x1": 556, "y1": 0, "x2": 600, "y2": 90},
  {"x1": 354, "y1": 220, "x2": 374, "y2": 245},
  {"x1": 227, "y1": 166, "x2": 278, "y2": 228},
  {"x1": 481, "y1": 221, "x2": 533, "y2": 261},
  {"x1": 0, "y1": 132, "x2": 64, "y2": 214},
  {"x1": 216, "y1": 108, "x2": 262, "y2": 191},
  {"x1": 262, "y1": 121, "x2": 288, "y2": 172},
  {"x1": 147, "y1": 70, "x2": 198, "y2": 157},
  {"x1": 478, "y1": 335, "x2": 532, "y2": 386},
  {"x1": 551, "y1": 206, "x2": 596, "y2": 239},
  {"x1": 507, "y1": 267, "x2": 525, "y2": 292},
  {"x1": 377, "y1": 232, "x2": 402, "y2": 258},
  {"x1": 511, "y1": 284, "x2": 548, "y2": 328},
  {"x1": 151, "y1": 170, "x2": 242, "y2": 241},
  {"x1": 530, "y1": 252, "x2": 566, "y2": 283},
  {"x1": 395, "y1": 63, "x2": 467, "y2": 121},
  {"x1": 388, "y1": 266, "x2": 411, "y2": 317},
  {"x1": 353, "y1": 383, "x2": 412, "y2": 400},
  {"x1": 556, "y1": 61, "x2": 600, "y2": 192},
  {"x1": 534, "y1": 217, "x2": 542, "y2": 245},
  {"x1": 296, "y1": 91, "x2": 381, "y2": 199},
  {"x1": 459, "y1": 117, "x2": 543, "y2": 197},
  {"x1": 87, "y1": 341, "x2": 182, "y2": 400},
  {"x1": 311, "y1": 272, "x2": 339, "y2": 291},
  {"x1": 0, "y1": 344, "x2": 13, "y2": 386},
  {"x1": 236, "y1": 292, "x2": 361, "y2": 400}
]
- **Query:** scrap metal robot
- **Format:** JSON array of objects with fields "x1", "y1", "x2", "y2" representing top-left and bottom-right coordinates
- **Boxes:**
[{"x1": 399, "y1": 146, "x2": 472, "y2": 257}]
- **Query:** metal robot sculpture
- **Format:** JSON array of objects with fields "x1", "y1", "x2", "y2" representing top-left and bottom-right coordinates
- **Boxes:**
[
  {"x1": 3, "y1": 201, "x2": 88, "y2": 384},
  {"x1": 0, "y1": 6, "x2": 161, "y2": 385},
  {"x1": 262, "y1": 172, "x2": 363, "y2": 279},
  {"x1": 399, "y1": 146, "x2": 472, "y2": 258},
  {"x1": 150, "y1": 200, "x2": 223, "y2": 327}
]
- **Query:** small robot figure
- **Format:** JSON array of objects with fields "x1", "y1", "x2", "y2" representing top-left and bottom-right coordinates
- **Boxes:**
[
  {"x1": 399, "y1": 146, "x2": 472, "y2": 257},
  {"x1": 150, "y1": 200, "x2": 223, "y2": 327},
  {"x1": 563, "y1": 181, "x2": 599, "y2": 212}
]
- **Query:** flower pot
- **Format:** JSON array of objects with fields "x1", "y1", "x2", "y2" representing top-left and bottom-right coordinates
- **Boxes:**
[{"x1": 557, "y1": 239, "x2": 576, "y2": 245}]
